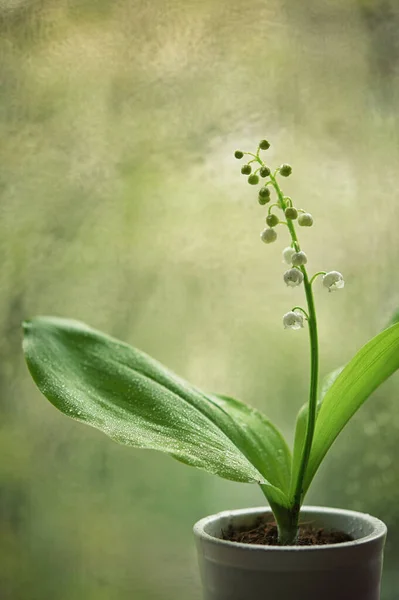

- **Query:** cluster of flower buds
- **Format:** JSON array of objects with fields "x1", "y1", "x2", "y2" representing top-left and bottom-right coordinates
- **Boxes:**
[
  {"x1": 235, "y1": 141, "x2": 272, "y2": 194},
  {"x1": 234, "y1": 139, "x2": 345, "y2": 330},
  {"x1": 235, "y1": 141, "x2": 304, "y2": 244},
  {"x1": 259, "y1": 192, "x2": 313, "y2": 246}
]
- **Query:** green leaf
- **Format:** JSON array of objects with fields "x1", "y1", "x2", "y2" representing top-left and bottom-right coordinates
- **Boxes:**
[
  {"x1": 320, "y1": 366, "x2": 345, "y2": 401},
  {"x1": 385, "y1": 309, "x2": 399, "y2": 329},
  {"x1": 303, "y1": 322, "x2": 399, "y2": 493},
  {"x1": 209, "y1": 394, "x2": 292, "y2": 495},
  {"x1": 23, "y1": 316, "x2": 290, "y2": 506},
  {"x1": 291, "y1": 312, "x2": 399, "y2": 502},
  {"x1": 290, "y1": 402, "x2": 308, "y2": 499}
]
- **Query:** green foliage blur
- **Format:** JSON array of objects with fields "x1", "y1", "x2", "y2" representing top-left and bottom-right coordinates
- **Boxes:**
[{"x1": 1, "y1": 0, "x2": 399, "y2": 598}]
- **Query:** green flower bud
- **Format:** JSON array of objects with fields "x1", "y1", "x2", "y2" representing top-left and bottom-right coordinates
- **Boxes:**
[
  {"x1": 260, "y1": 227, "x2": 277, "y2": 244},
  {"x1": 241, "y1": 164, "x2": 252, "y2": 175},
  {"x1": 259, "y1": 186, "x2": 271, "y2": 199},
  {"x1": 285, "y1": 207, "x2": 298, "y2": 220},
  {"x1": 292, "y1": 251, "x2": 308, "y2": 266},
  {"x1": 298, "y1": 213, "x2": 313, "y2": 227},
  {"x1": 248, "y1": 174, "x2": 259, "y2": 185},
  {"x1": 234, "y1": 150, "x2": 244, "y2": 159},
  {"x1": 266, "y1": 214, "x2": 279, "y2": 227},
  {"x1": 280, "y1": 163, "x2": 292, "y2": 177},
  {"x1": 260, "y1": 166, "x2": 271, "y2": 178},
  {"x1": 259, "y1": 139, "x2": 270, "y2": 150}
]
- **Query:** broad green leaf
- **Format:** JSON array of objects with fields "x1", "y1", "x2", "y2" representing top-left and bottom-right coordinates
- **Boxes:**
[
  {"x1": 23, "y1": 316, "x2": 290, "y2": 506},
  {"x1": 303, "y1": 322, "x2": 399, "y2": 493}
]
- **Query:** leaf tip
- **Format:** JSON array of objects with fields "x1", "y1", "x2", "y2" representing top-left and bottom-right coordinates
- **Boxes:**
[{"x1": 22, "y1": 319, "x2": 32, "y2": 333}]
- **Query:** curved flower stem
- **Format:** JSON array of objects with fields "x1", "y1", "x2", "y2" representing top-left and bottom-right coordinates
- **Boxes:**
[
  {"x1": 291, "y1": 306, "x2": 309, "y2": 320},
  {"x1": 310, "y1": 271, "x2": 327, "y2": 285},
  {"x1": 268, "y1": 203, "x2": 280, "y2": 214}
]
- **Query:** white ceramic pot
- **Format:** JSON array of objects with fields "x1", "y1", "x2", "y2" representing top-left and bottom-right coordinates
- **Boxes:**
[{"x1": 194, "y1": 506, "x2": 387, "y2": 600}]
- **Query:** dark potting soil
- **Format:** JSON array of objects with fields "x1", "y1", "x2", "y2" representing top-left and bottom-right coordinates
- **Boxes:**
[{"x1": 222, "y1": 517, "x2": 353, "y2": 546}]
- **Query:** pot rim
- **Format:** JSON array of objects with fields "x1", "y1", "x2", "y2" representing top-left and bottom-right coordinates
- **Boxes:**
[{"x1": 194, "y1": 505, "x2": 387, "y2": 552}]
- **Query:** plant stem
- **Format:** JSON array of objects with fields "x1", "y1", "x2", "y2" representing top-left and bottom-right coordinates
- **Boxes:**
[
  {"x1": 291, "y1": 306, "x2": 309, "y2": 320},
  {"x1": 292, "y1": 269, "x2": 319, "y2": 506},
  {"x1": 268, "y1": 172, "x2": 319, "y2": 544},
  {"x1": 310, "y1": 271, "x2": 326, "y2": 285},
  {"x1": 267, "y1": 498, "x2": 301, "y2": 545}
]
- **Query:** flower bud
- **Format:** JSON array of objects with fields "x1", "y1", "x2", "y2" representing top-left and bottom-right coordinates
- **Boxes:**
[
  {"x1": 298, "y1": 213, "x2": 313, "y2": 227},
  {"x1": 259, "y1": 188, "x2": 270, "y2": 205},
  {"x1": 282, "y1": 246, "x2": 295, "y2": 265},
  {"x1": 260, "y1": 166, "x2": 271, "y2": 178},
  {"x1": 280, "y1": 163, "x2": 292, "y2": 177},
  {"x1": 285, "y1": 207, "x2": 298, "y2": 220},
  {"x1": 261, "y1": 228, "x2": 277, "y2": 244},
  {"x1": 241, "y1": 164, "x2": 252, "y2": 175},
  {"x1": 283, "y1": 311, "x2": 304, "y2": 330},
  {"x1": 292, "y1": 251, "x2": 308, "y2": 266},
  {"x1": 284, "y1": 268, "x2": 304, "y2": 287},
  {"x1": 266, "y1": 214, "x2": 279, "y2": 227},
  {"x1": 323, "y1": 271, "x2": 345, "y2": 292},
  {"x1": 248, "y1": 174, "x2": 259, "y2": 185},
  {"x1": 234, "y1": 150, "x2": 244, "y2": 159},
  {"x1": 259, "y1": 139, "x2": 270, "y2": 150},
  {"x1": 259, "y1": 186, "x2": 271, "y2": 199}
]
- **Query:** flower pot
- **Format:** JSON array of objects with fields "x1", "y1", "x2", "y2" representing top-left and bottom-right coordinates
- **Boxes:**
[{"x1": 194, "y1": 506, "x2": 387, "y2": 600}]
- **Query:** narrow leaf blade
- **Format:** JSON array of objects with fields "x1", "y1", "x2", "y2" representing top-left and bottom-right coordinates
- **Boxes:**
[
  {"x1": 320, "y1": 366, "x2": 344, "y2": 401},
  {"x1": 304, "y1": 322, "x2": 399, "y2": 492},
  {"x1": 290, "y1": 402, "x2": 308, "y2": 499},
  {"x1": 290, "y1": 366, "x2": 343, "y2": 498}
]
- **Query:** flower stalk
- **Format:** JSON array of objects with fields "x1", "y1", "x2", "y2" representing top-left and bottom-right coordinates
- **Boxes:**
[
  {"x1": 270, "y1": 174, "x2": 320, "y2": 544},
  {"x1": 235, "y1": 141, "x2": 344, "y2": 544}
]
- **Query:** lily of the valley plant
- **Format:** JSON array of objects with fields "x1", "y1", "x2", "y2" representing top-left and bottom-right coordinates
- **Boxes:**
[{"x1": 23, "y1": 139, "x2": 399, "y2": 545}]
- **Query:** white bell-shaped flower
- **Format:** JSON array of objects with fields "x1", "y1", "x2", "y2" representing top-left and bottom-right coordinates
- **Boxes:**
[
  {"x1": 323, "y1": 271, "x2": 345, "y2": 292},
  {"x1": 292, "y1": 251, "x2": 308, "y2": 266},
  {"x1": 283, "y1": 311, "x2": 304, "y2": 330},
  {"x1": 283, "y1": 268, "x2": 304, "y2": 287},
  {"x1": 282, "y1": 246, "x2": 295, "y2": 264},
  {"x1": 261, "y1": 228, "x2": 277, "y2": 244}
]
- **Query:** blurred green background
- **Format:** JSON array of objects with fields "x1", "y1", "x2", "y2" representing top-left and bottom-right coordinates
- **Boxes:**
[{"x1": 1, "y1": 0, "x2": 399, "y2": 598}]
